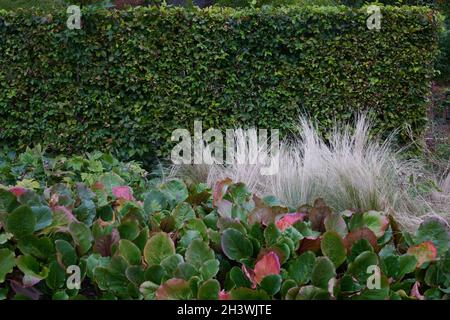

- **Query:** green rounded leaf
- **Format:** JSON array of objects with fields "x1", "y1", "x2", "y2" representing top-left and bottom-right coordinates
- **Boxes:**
[
  {"x1": 125, "y1": 265, "x2": 145, "y2": 286},
  {"x1": 69, "y1": 221, "x2": 93, "y2": 256},
  {"x1": 156, "y1": 278, "x2": 192, "y2": 300},
  {"x1": 16, "y1": 254, "x2": 48, "y2": 280},
  {"x1": 398, "y1": 254, "x2": 418, "y2": 278},
  {"x1": 140, "y1": 281, "x2": 159, "y2": 300},
  {"x1": 98, "y1": 173, "x2": 125, "y2": 196},
  {"x1": 311, "y1": 257, "x2": 336, "y2": 289},
  {"x1": 160, "y1": 180, "x2": 189, "y2": 207},
  {"x1": 46, "y1": 261, "x2": 66, "y2": 290},
  {"x1": 6, "y1": 205, "x2": 36, "y2": 238},
  {"x1": 200, "y1": 259, "x2": 220, "y2": 280},
  {"x1": 321, "y1": 231, "x2": 347, "y2": 268},
  {"x1": 230, "y1": 287, "x2": 270, "y2": 300},
  {"x1": 17, "y1": 236, "x2": 54, "y2": 260},
  {"x1": 144, "y1": 265, "x2": 166, "y2": 285},
  {"x1": 55, "y1": 240, "x2": 77, "y2": 267},
  {"x1": 174, "y1": 263, "x2": 198, "y2": 280},
  {"x1": 324, "y1": 212, "x2": 348, "y2": 237},
  {"x1": 0, "y1": 248, "x2": 15, "y2": 283},
  {"x1": 415, "y1": 219, "x2": 449, "y2": 256},
  {"x1": 347, "y1": 251, "x2": 379, "y2": 283},
  {"x1": 287, "y1": 251, "x2": 316, "y2": 285},
  {"x1": 260, "y1": 274, "x2": 282, "y2": 296},
  {"x1": 229, "y1": 266, "x2": 252, "y2": 288},
  {"x1": 161, "y1": 254, "x2": 184, "y2": 276},
  {"x1": 362, "y1": 211, "x2": 389, "y2": 238},
  {"x1": 221, "y1": 228, "x2": 253, "y2": 261},
  {"x1": 296, "y1": 285, "x2": 330, "y2": 300},
  {"x1": 143, "y1": 189, "x2": 167, "y2": 215},
  {"x1": 31, "y1": 206, "x2": 53, "y2": 231},
  {"x1": 185, "y1": 239, "x2": 215, "y2": 269},
  {"x1": 0, "y1": 189, "x2": 17, "y2": 213},
  {"x1": 348, "y1": 239, "x2": 374, "y2": 263},
  {"x1": 118, "y1": 239, "x2": 142, "y2": 265},
  {"x1": 144, "y1": 232, "x2": 175, "y2": 266},
  {"x1": 198, "y1": 279, "x2": 220, "y2": 300},
  {"x1": 172, "y1": 203, "x2": 195, "y2": 229}
]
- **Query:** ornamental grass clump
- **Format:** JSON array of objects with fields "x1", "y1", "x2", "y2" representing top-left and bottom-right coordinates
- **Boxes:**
[{"x1": 173, "y1": 116, "x2": 449, "y2": 231}]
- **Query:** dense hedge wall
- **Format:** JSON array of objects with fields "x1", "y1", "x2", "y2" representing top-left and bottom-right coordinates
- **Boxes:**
[{"x1": 0, "y1": 5, "x2": 440, "y2": 163}]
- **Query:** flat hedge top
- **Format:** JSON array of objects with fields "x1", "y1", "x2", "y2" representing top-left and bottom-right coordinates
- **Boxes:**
[{"x1": 0, "y1": 3, "x2": 440, "y2": 18}]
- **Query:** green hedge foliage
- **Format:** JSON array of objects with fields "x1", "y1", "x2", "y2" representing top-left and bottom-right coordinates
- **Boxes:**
[
  {"x1": 0, "y1": 5, "x2": 441, "y2": 163},
  {"x1": 215, "y1": 0, "x2": 339, "y2": 8}
]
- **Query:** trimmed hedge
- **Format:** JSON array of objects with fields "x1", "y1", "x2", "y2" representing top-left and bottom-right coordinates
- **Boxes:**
[{"x1": 0, "y1": 5, "x2": 441, "y2": 163}]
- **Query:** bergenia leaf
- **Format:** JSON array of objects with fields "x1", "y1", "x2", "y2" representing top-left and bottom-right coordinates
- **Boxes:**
[
  {"x1": 344, "y1": 227, "x2": 379, "y2": 252},
  {"x1": 410, "y1": 281, "x2": 424, "y2": 300},
  {"x1": 276, "y1": 213, "x2": 305, "y2": 232},
  {"x1": 112, "y1": 186, "x2": 134, "y2": 201},
  {"x1": 407, "y1": 241, "x2": 438, "y2": 268},
  {"x1": 0, "y1": 248, "x2": 15, "y2": 283},
  {"x1": 219, "y1": 290, "x2": 231, "y2": 300},
  {"x1": 144, "y1": 232, "x2": 176, "y2": 266},
  {"x1": 249, "y1": 195, "x2": 288, "y2": 226},
  {"x1": 156, "y1": 278, "x2": 192, "y2": 300},
  {"x1": 9, "y1": 187, "x2": 27, "y2": 197},
  {"x1": 253, "y1": 251, "x2": 281, "y2": 285},
  {"x1": 321, "y1": 231, "x2": 347, "y2": 268},
  {"x1": 362, "y1": 211, "x2": 389, "y2": 238}
]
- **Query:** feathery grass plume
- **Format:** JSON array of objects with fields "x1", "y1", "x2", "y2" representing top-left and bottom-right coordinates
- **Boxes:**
[{"x1": 171, "y1": 115, "x2": 449, "y2": 231}]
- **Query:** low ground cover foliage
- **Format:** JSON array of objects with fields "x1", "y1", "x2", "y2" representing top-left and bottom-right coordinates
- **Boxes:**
[
  {"x1": 0, "y1": 146, "x2": 151, "y2": 194},
  {"x1": 0, "y1": 159, "x2": 448, "y2": 299}
]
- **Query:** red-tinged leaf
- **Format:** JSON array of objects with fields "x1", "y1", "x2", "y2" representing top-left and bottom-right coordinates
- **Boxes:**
[
  {"x1": 363, "y1": 211, "x2": 389, "y2": 237},
  {"x1": 344, "y1": 227, "x2": 379, "y2": 252},
  {"x1": 9, "y1": 187, "x2": 27, "y2": 197},
  {"x1": 411, "y1": 281, "x2": 424, "y2": 300},
  {"x1": 324, "y1": 212, "x2": 348, "y2": 237},
  {"x1": 242, "y1": 251, "x2": 281, "y2": 288},
  {"x1": 216, "y1": 200, "x2": 233, "y2": 218},
  {"x1": 257, "y1": 246, "x2": 289, "y2": 265},
  {"x1": 249, "y1": 195, "x2": 289, "y2": 226},
  {"x1": 309, "y1": 198, "x2": 332, "y2": 232},
  {"x1": 53, "y1": 205, "x2": 77, "y2": 222},
  {"x1": 219, "y1": 290, "x2": 231, "y2": 300},
  {"x1": 94, "y1": 229, "x2": 120, "y2": 257},
  {"x1": 213, "y1": 178, "x2": 234, "y2": 217},
  {"x1": 298, "y1": 236, "x2": 322, "y2": 254},
  {"x1": 276, "y1": 213, "x2": 305, "y2": 232},
  {"x1": 242, "y1": 264, "x2": 257, "y2": 288},
  {"x1": 254, "y1": 251, "x2": 281, "y2": 285},
  {"x1": 112, "y1": 186, "x2": 134, "y2": 201},
  {"x1": 213, "y1": 178, "x2": 233, "y2": 207},
  {"x1": 156, "y1": 278, "x2": 191, "y2": 300},
  {"x1": 92, "y1": 182, "x2": 105, "y2": 191},
  {"x1": 22, "y1": 275, "x2": 41, "y2": 287},
  {"x1": 9, "y1": 279, "x2": 42, "y2": 300},
  {"x1": 407, "y1": 241, "x2": 438, "y2": 268}
]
